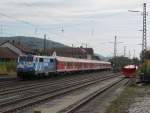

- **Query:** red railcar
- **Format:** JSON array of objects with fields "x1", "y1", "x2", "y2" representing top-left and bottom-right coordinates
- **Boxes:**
[{"x1": 121, "y1": 65, "x2": 137, "y2": 78}]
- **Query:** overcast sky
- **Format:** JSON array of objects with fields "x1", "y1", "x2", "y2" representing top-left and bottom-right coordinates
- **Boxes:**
[{"x1": 0, "y1": 0, "x2": 149, "y2": 57}]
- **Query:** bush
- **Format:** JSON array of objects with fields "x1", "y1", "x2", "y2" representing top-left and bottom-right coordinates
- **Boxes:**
[{"x1": 0, "y1": 61, "x2": 16, "y2": 74}]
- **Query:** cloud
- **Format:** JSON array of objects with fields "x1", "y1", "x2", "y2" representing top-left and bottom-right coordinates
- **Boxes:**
[
  {"x1": 0, "y1": 0, "x2": 142, "y2": 25},
  {"x1": 0, "y1": 0, "x2": 148, "y2": 57}
]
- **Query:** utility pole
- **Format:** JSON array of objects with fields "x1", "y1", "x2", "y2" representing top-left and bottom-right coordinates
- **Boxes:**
[
  {"x1": 114, "y1": 36, "x2": 117, "y2": 58},
  {"x1": 142, "y1": 3, "x2": 147, "y2": 51},
  {"x1": 109, "y1": 36, "x2": 123, "y2": 72},
  {"x1": 128, "y1": 50, "x2": 131, "y2": 59},
  {"x1": 124, "y1": 46, "x2": 127, "y2": 57},
  {"x1": 86, "y1": 43, "x2": 88, "y2": 48},
  {"x1": 133, "y1": 49, "x2": 136, "y2": 58},
  {"x1": 142, "y1": 3, "x2": 147, "y2": 63},
  {"x1": 113, "y1": 36, "x2": 117, "y2": 72},
  {"x1": 72, "y1": 44, "x2": 74, "y2": 57},
  {"x1": 44, "y1": 34, "x2": 46, "y2": 55},
  {"x1": 129, "y1": 3, "x2": 148, "y2": 63}
]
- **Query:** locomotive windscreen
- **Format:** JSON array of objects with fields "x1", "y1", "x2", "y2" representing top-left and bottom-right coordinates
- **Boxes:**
[{"x1": 19, "y1": 56, "x2": 33, "y2": 62}]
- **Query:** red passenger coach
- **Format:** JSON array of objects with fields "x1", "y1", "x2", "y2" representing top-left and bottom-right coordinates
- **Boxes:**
[
  {"x1": 121, "y1": 65, "x2": 136, "y2": 78},
  {"x1": 56, "y1": 56, "x2": 111, "y2": 72}
]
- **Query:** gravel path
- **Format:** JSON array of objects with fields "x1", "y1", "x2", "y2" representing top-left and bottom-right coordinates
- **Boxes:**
[
  {"x1": 74, "y1": 79, "x2": 128, "y2": 113},
  {"x1": 129, "y1": 97, "x2": 150, "y2": 113},
  {"x1": 128, "y1": 84, "x2": 150, "y2": 113}
]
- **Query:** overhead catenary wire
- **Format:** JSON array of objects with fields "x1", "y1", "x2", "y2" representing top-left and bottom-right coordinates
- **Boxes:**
[{"x1": 0, "y1": 12, "x2": 36, "y2": 27}]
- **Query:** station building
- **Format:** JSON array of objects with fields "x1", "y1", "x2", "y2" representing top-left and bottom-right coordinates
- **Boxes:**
[
  {"x1": 0, "y1": 40, "x2": 32, "y2": 61},
  {"x1": 0, "y1": 47, "x2": 18, "y2": 62}
]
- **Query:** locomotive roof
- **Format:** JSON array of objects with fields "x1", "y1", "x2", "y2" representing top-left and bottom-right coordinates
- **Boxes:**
[
  {"x1": 19, "y1": 55, "x2": 55, "y2": 59},
  {"x1": 34, "y1": 55, "x2": 55, "y2": 59}
]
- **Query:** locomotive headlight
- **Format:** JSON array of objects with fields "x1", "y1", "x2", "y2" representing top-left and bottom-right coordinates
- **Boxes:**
[{"x1": 28, "y1": 62, "x2": 32, "y2": 65}]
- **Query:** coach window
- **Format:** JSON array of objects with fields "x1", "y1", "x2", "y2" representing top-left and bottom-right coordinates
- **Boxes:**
[
  {"x1": 39, "y1": 58, "x2": 43, "y2": 62},
  {"x1": 50, "y1": 59, "x2": 54, "y2": 63},
  {"x1": 68, "y1": 62, "x2": 70, "y2": 67}
]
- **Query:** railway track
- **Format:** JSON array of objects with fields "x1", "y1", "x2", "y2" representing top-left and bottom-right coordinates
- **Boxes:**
[
  {"x1": 0, "y1": 71, "x2": 110, "y2": 89},
  {"x1": 0, "y1": 76, "x2": 16, "y2": 82},
  {"x1": 0, "y1": 72, "x2": 113, "y2": 96},
  {"x1": 0, "y1": 77, "x2": 17, "y2": 88},
  {"x1": 0, "y1": 73, "x2": 119, "y2": 113},
  {"x1": 59, "y1": 78, "x2": 128, "y2": 113},
  {"x1": 0, "y1": 81, "x2": 16, "y2": 88},
  {"x1": 0, "y1": 78, "x2": 45, "y2": 89}
]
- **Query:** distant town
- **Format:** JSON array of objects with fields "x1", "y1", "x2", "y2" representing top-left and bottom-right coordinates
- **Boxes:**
[{"x1": 0, "y1": 36, "x2": 102, "y2": 62}]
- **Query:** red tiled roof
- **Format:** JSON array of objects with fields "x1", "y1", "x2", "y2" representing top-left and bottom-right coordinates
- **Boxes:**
[
  {"x1": 0, "y1": 47, "x2": 18, "y2": 59},
  {"x1": 47, "y1": 47, "x2": 94, "y2": 57}
]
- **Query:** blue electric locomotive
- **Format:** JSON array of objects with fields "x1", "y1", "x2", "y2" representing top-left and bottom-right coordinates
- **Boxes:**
[{"x1": 16, "y1": 55, "x2": 56, "y2": 79}]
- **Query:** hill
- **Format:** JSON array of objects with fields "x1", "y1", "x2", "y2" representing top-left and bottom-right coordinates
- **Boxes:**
[{"x1": 0, "y1": 36, "x2": 68, "y2": 50}]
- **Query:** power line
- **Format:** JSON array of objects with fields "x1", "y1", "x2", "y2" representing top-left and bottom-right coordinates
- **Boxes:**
[
  {"x1": 0, "y1": 12, "x2": 66, "y2": 37},
  {"x1": 0, "y1": 12, "x2": 36, "y2": 27}
]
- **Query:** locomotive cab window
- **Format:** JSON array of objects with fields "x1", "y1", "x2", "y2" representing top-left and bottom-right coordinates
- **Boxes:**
[
  {"x1": 50, "y1": 59, "x2": 54, "y2": 63},
  {"x1": 39, "y1": 58, "x2": 43, "y2": 62},
  {"x1": 19, "y1": 56, "x2": 26, "y2": 62},
  {"x1": 27, "y1": 56, "x2": 33, "y2": 62}
]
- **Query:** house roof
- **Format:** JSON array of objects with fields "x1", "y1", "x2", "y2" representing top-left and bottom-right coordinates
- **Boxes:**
[
  {"x1": 0, "y1": 40, "x2": 32, "y2": 54},
  {"x1": 0, "y1": 47, "x2": 18, "y2": 59}
]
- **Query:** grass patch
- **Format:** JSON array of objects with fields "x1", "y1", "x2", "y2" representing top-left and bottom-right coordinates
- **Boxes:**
[
  {"x1": 105, "y1": 84, "x2": 138, "y2": 113},
  {"x1": 0, "y1": 62, "x2": 16, "y2": 74}
]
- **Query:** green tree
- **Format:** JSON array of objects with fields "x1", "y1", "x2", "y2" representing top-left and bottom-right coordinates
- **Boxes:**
[
  {"x1": 109, "y1": 56, "x2": 139, "y2": 72},
  {"x1": 132, "y1": 57, "x2": 140, "y2": 65}
]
